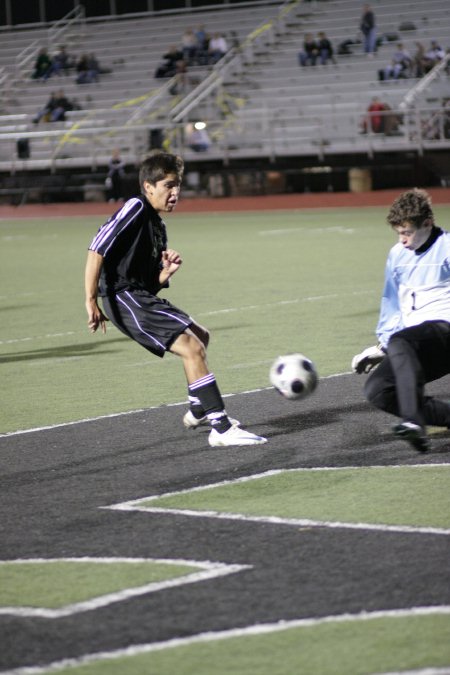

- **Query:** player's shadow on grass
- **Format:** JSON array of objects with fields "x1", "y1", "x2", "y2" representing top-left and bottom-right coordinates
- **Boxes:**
[
  {"x1": 0, "y1": 337, "x2": 128, "y2": 363},
  {"x1": 0, "y1": 303, "x2": 36, "y2": 313}
]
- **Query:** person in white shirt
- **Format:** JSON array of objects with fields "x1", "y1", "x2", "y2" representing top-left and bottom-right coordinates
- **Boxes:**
[
  {"x1": 208, "y1": 33, "x2": 228, "y2": 64},
  {"x1": 352, "y1": 188, "x2": 450, "y2": 452},
  {"x1": 382, "y1": 43, "x2": 412, "y2": 80},
  {"x1": 423, "y1": 40, "x2": 445, "y2": 73}
]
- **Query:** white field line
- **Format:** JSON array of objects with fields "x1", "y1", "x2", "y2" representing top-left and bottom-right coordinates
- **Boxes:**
[
  {"x1": 105, "y1": 464, "x2": 450, "y2": 537},
  {"x1": 3, "y1": 606, "x2": 450, "y2": 675},
  {"x1": 197, "y1": 289, "x2": 375, "y2": 317},
  {"x1": 0, "y1": 557, "x2": 250, "y2": 619},
  {"x1": 0, "y1": 331, "x2": 78, "y2": 345},
  {"x1": 0, "y1": 289, "x2": 376, "y2": 345},
  {"x1": 258, "y1": 226, "x2": 355, "y2": 235},
  {"x1": 114, "y1": 506, "x2": 450, "y2": 537},
  {"x1": 0, "y1": 373, "x2": 348, "y2": 438}
]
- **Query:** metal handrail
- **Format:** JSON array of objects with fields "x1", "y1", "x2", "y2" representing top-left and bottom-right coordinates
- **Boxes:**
[
  {"x1": 47, "y1": 5, "x2": 85, "y2": 46},
  {"x1": 399, "y1": 53, "x2": 450, "y2": 111},
  {"x1": 170, "y1": 0, "x2": 301, "y2": 123},
  {"x1": 1, "y1": 104, "x2": 448, "y2": 165}
]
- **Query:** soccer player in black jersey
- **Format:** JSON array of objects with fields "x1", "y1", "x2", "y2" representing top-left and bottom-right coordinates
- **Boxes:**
[{"x1": 85, "y1": 151, "x2": 266, "y2": 447}]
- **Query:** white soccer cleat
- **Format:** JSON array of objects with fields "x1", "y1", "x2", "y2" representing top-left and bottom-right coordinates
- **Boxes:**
[
  {"x1": 208, "y1": 425, "x2": 267, "y2": 447},
  {"x1": 183, "y1": 410, "x2": 240, "y2": 429},
  {"x1": 183, "y1": 410, "x2": 208, "y2": 429}
]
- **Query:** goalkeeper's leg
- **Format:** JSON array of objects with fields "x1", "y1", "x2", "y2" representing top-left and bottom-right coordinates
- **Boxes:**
[{"x1": 365, "y1": 324, "x2": 450, "y2": 428}]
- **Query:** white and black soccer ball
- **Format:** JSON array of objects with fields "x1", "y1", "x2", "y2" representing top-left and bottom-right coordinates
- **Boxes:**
[{"x1": 269, "y1": 353, "x2": 318, "y2": 400}]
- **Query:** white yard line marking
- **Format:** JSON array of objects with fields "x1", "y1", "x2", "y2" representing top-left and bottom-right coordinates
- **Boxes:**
[
  {"x1": 106, "y1": 464, "x2": 450, "y2": 537},
  {"x1": 3, "y1": 606, "x2": 450, "y2": 674},
  {"x1": 0, "y1": 557, "x2": 250, "y2": 619}
]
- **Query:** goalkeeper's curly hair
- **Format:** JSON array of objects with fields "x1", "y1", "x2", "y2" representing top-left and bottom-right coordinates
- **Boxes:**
[{"x1": 387, "y1": 188, "x2": 434, "y2": 229}]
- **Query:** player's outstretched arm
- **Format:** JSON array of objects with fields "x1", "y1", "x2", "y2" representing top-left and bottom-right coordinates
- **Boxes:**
[
  {"x1": 85, "y1": 250, "x2": 108, "y2": 334},
  {"x1": 351, "y1": 344, "x2": 385, "y2": 374}
]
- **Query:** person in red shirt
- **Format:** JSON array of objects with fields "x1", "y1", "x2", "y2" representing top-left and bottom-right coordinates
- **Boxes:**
[{"x1": 363, "y1": 97, "x2": 386, "y2": 133}]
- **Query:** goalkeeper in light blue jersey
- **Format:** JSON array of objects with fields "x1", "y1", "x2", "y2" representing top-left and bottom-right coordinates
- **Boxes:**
[{"x1": 352, "y1": 188, "x2": 450, "y2": 453}]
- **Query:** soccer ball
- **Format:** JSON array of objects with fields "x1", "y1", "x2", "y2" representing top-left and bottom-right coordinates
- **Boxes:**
[{"x1": 269, "y1": 353, "x2": 318, "y2": 400}]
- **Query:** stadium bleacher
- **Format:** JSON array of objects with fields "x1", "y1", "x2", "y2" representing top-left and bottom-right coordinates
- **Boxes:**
[{"x1": 0, "y1": 0, "x2": 448, "y2": 197}]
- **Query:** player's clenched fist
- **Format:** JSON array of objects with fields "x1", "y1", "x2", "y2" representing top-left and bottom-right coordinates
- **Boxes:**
[{"x1": 162, "y1": 248, "x2": 182, "y2": 268}]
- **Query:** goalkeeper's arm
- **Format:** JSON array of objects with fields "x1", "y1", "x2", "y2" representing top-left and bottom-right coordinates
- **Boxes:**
[{"x1": 351, "y1": 344, "x2": 386, "y2": 374}]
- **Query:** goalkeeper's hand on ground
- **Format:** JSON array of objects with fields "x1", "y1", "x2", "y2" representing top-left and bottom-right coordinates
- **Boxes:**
[{"x1": 351, "y1": 344, "x2": 385, "y2": 374}]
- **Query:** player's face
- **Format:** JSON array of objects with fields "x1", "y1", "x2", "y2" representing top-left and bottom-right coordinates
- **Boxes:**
[
  {"x1": 394, "y1": 220, "x2": 433, "y2": 251},
  {"x1": 143, "y1": 174, "x2": 181, "y2": 212}
]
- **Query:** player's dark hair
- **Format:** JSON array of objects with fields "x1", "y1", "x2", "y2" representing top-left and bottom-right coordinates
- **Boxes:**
[
  {"x1": 387, "y1": 188, "x2": 434, "y2": 229},
  {"x1": 139, "y1": 152, "x2": 184, "y2": 189}
]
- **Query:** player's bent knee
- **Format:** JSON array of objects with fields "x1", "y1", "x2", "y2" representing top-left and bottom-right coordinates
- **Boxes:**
[
  {"x1": 170, "y1": 331, "x2": 207, "y2": 362},
  {"x1": 186, "y1": 337, "x2": 206, "y2": 361},
  {"x1": 364, "y1": 375, "x2": 386, "y2": 410}
]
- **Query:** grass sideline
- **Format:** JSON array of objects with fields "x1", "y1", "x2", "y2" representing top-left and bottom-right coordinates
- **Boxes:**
[{"x1": 1, "y1": 204, "x2": 450, "y2": 434}]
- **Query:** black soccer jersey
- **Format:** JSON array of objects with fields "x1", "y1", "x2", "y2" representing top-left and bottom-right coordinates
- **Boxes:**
[{"x1": 89, "y1": 196, "x2": 168, "y2": 297}]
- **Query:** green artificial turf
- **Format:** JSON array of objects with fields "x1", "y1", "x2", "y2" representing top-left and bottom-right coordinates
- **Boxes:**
[
  {"x1": 1, "y1": 206, "x2": 449, "y2": 433},
  {"x1": 31, "y1": 612, "x2": 450, "y2": 675},
  {"x1": 0, "y1": 559, "x2": 198, "y2": 608},
  {"x1": 140, "y1": 464, "x2": 450, "y2": 529}
]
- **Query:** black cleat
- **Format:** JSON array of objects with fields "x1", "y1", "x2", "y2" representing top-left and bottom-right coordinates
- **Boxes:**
[{"x1": 392, "y1": 422, "x2": 431, "y2": 453}]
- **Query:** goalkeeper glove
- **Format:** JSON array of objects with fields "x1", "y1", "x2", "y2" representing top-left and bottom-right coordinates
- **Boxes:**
[{"x1": 351, "y1": 344, "x2": 385, "y2": 374}]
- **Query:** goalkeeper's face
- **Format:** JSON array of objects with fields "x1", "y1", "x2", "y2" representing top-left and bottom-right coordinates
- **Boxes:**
[{"x1": 394, "y1": 221, "x2": 433, "y2": 251}]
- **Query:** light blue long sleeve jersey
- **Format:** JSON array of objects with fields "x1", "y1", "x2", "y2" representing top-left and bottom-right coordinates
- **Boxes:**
[{"x1": 376, "y1": 228, "x2": 450, "y2": 348}]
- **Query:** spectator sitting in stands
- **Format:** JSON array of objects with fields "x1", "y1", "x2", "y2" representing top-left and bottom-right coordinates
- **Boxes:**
[
  {"x1": 91, "y1": 53, "x2": 112, "y2": 75},
  {"x1": 195, "y1": 25, "x2": 210, "y2": 65},
  {"x1": 186, "y1": 122, "x2": 211, "y2": 152},
  {"x1": 75, "y1": 53, "x2": 99, "y2": 84},
  {"x1": 361, "y1": 97, "x2": 401, "y2": 135},
  {"x1": 382, "y1": 103, "x2": 402, "y2": 136},
  {"x1": 208, "y1": 33, "x2": 228, "y2": 64},
  {"x1": 361, "y1": 96, "x2": 387, "y2": 133},
  {"x1": 33, "y1": 92, "x2": 59, "y2": 123},
  {"x1": 154, "y1": 46, "x2": 185, "y2": 78},
  {"x1": 50, "y1": 89, "x2": 76, "y2": 121},
  {"x1": 298, "y1": 33, "x2": 319, "y2": 66},
  {"x1": 317, "y1": 31, "x2": 335, "y2": 64},
  {"x1": 50, "y1": 45, "x2": 74, "y2": 76},
  {"x1": 31, "y1": 47, "x2": 52, "y2": 80},
  {"x1": 378, "y1": 43, "x2": 412, "y2": 80},
  {"x1": 422, "y1": 40, "x2": 445, "y2": 73},
  {"x1": 412, "y1": 42, "x2": 426, "y2": 78},
  {"x1": 33, "y1": 90, "x2": 77, "y2": 123},
  {"x1": 181, "y1": 28, "x2": 198, "y2": 65}
]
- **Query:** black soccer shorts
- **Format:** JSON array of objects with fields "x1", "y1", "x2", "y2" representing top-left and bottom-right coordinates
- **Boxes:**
[{"x1": 102, "y1": 289, "x2": 193, "y2": 357}]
